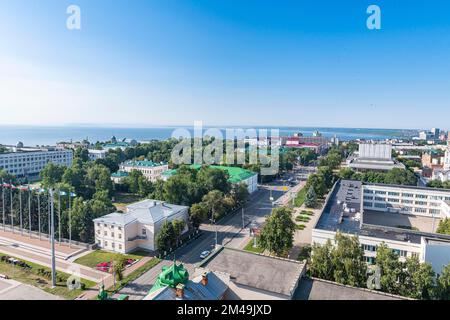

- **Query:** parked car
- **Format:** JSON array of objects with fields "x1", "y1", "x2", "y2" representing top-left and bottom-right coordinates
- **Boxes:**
[{"x1": 200, "y1": 250, "x2": 211, "y2": 259}]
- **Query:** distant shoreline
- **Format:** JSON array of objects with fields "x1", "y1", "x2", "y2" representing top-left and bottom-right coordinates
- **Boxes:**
[{"x1": 0, "y1": 125, "x2": 418, "y2": 147}]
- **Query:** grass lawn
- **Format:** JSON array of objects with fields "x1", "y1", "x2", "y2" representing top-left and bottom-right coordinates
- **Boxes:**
[
  {"x1": 243, "y1": 237, "x2": 265, "y2": 254},
  {"x1": 0, "y1": 253, "x2": 96, "y2": 300},
  {"x1": 294, "y1": 187, "x2": 307, "y2": 207},
  {"x1": 75, "y1": 250, "x2": 151, "y2": 269},
  {"x1": 106, "y1": 257, "x2": 162, "y2": 294},
  {"x1": 295, "y1": 215, "x2": 311, "y2": 223},
  {"x1": 112, "y1": 192, "x2": 142, "y2": 211}
]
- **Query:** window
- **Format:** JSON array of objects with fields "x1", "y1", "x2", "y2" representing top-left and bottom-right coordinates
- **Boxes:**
[
  {"x1": 112, "y1": 242, "x2": 115, "y2": 248},
  {"x1": 119, "y1": 244, "x2": 122, "y2": 250},
  {"x1": 402, "y1": 199, "x2": 413, "y2": 204},
  {"x1": 415, "y1": 208, "x2": 427, "y2": 213},
  {"x1": 430, "y1": 209, "x2": 441, "y2": 215},
  {"x1": 402, "y1": 193, "x2": 414, "y2": 198},
  {"x1": 375, "y1": 191, "x2": 386, "y2": 195},
  {"x1": 104, "y1": 241, "x2": 108, "y2": 247},
  {"x1": 363, "y1": 244, "x2": 376, "y2": 252},
  {"x1": 375, "y1": 203, "x2": 386, "y2": 208},
  {"x1": 415, "y1": 201, "x2": 427, "y2": 206},
  {"x1": 364, "y1": 202, "x2": 373, "y2": 207},
  {"x1": 104, "y1": 231, "x2": 107, "y2": 236},
  {"x1": 118, "y1": 233, "x2": 122, "y2": 239},
  {"x1": 142, "y1": 229, "x2": 147, "y2": 236},
  {"x1": 416, "y1": 194, "x2": 428, "y2": 199},
  {"x1": 118, "y1": 227, "x2": 122, "y2": 231},
  {"x1": 364, "y1": 196, "x2": 373, "y2": 201},
  {"x1": 375, "y1": 197, "x2": 385, "y2": 202},
  {"x1": 388, "y1": 192, "x2": 400, "y2": 196},
  {"x1": 111, "y1": 232, "x2": 115, "y2": 238},
  {"x1": 393, "y1": 249, "x2": 407, "y2": 257},
  {"x1": 388, "y1": 198, "x2": 400, "y2": 203}
]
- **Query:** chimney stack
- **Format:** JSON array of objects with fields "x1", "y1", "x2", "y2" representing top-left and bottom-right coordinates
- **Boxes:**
[
  {"x1": 201, "y1": 272, "x2": 208, "y2": 286},
  {"x1": 175, "y1": 283, "x2": 185, "y2": 299}
]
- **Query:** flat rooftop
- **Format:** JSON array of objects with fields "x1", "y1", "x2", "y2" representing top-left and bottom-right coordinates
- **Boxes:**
[
  {"x1": 201, "y1": 247, "x2": 304, "y2": 297},
  {"x1": 315, "y1": 180, "x2": 450, "y2": 244},
  {"x1": 363, "y1": 210, "x2": 441, "y2": 234},
  {"x1": 294, "y1": 277, "x2": 404, "y2": 300}
]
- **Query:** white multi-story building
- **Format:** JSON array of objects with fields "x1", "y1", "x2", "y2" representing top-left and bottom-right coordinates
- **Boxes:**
[
  {"x1": 93, "y1": 199, "x2": 189, "y2": 253},
  {"x1": 119, "y1": 160, "x2": 169, "y2": 182},
  {"x1": 88, "y1": 149, "x2": 107, "y2": 161},
  {"x1": 312, "y1": 180, "x2": 450, "y2": 274},
  {"x1": 0, "y1": 145, "x2": 73, "y2": 179},
  {"x1": 346, "y1": 143, "x2": 405, "y2": 172},
  {"x1": 431, "y1": 146, "x2": 450, "y2": 182}
]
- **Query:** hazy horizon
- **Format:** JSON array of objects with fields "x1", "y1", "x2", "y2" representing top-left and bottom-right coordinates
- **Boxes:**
[{"x1": 1, "y1": 1, "x2": 450, "y2": 128}]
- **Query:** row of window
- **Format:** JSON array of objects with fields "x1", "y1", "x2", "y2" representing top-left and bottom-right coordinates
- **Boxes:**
[
  {"x1": 364, "y1": 189, "x2": 450, "y2": 201},
  {"x1": 97, "y1": 230, "x2": 123, "y2": 239},
  {"x1": 98, "y1": 240, "x2": 123, "y2": 251}
]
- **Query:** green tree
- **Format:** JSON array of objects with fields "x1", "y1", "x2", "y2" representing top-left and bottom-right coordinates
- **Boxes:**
[
  {"x1": 232, "y1": 183, "x2": 250, "y2": 205},
  {"x1": 304, "y1": 186, "x2": 317, "y2": 208},
  {"x1": 338, "y1": 167, "x2": 356, "y2": 180},
  {"x1": 331, "y1": 233, "x2": 367, "y2": 287},
  {"x1": 383, "y1": 168, "x2": 417, "y2": 186},
  {"x1": 306, "y1": 174, "x2": 327, "y2": 198},
  {"x1": 172, "y1": 219, "x2": 186, "y2": 246},
  {"x1": 258, "y1": 207, "x2": 296, "y2": 256},
  {"x1": 310, "y1": 240, "x2": 334, "y2": 281},
  {"x1": 74, "y1": 147, "x2": 89, "y2": 162},
  {"x1": 436, "y1": 263, "x2": 450, "y2": 300},
  {"x1": 86, "y1": 164, "x2": 114, "y2": 197},
  {"x1": 437, "y1": 218, "x2": 450, "y2": 235},
  {"x1": 318, "y1": 166, "x2": 334, "y2": 188},
  {"x1": 70, "y1": 198, "x2": 94, "y2": 243},
  {"x1": 156, "y1": 220, "x2": 176, "y2": 253},
  {"x1": 40, "y1": 163, "x2": 65, "y2": 187},
  {"x1": 202, "y1": 190, "x2": 226, "y2": 220},
  {"x1": 190, "y1": 203, "x2": 208, "y2": 229},
  {"x1": 401, "y1": 256, "x2": 435, "y2": 299},
  {"x1": 375, "y1": 243, "x2": 403, "y2": 295}
]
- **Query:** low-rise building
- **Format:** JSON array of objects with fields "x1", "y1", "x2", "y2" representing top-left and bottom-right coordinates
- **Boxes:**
[
  {"x1": 0, "y1": 145, "x2": 73, "y2": 180},
  {"x1": 312, "y1": 180, "x2": 450, "y2": 274},
  {"x1": 88, "y1": 149, "x2": 107, "y2": 161},
  {"x1": 161, "y1": 165, "x2": 258, "y2": 194},
  {"x1": 93, "y1": 199, "x2": 189, "y2": 253},
  {"x1": 119, "y1": 160, "x2": 169, "y2": 182},
  {"x1": 198, "y1": 247, "x2": 306, "y2": 300}
]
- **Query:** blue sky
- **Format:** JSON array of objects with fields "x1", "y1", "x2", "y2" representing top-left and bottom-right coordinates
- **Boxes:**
[{"x1": 0, "y1": 0, "x2": 449, "y2": 129}]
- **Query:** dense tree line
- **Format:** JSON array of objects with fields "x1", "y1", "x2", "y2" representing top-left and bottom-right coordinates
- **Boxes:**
[
  {"x1": 427, "y1": 180, "x2": 450, "y2": 190},
  {"x1": 310, "y1": 233, "x2": 450, "y2": 300},
  {"x1": 338, "y1": 167, "x2": 418, "y2": 186}
]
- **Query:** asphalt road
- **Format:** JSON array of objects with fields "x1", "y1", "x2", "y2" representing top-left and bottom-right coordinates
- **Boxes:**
[{"x1": 115, "y1": 169, "x2": 311, "y2": 300}]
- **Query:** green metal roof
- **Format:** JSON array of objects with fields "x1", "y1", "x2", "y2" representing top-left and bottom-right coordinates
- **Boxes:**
[
  {"x1": 161, "y1": 165, "x2": 257, "y2": 184},
  {"x1": 149, "y1": 261, "x2": 189, "y2": 293},
  {"x1": 103, "y1": 142, "x2": 130, "y2": 148},
  {"x1": 123, "y1": 160, "x2": 168, "y2": 167},
  {"x1": 111, "y1": 171, "x2": 129, "y2": 178}
]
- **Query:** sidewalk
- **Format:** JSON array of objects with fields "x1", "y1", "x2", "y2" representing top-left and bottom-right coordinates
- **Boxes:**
[{"x1": 76, "y1": 255, "x2": 155, "y2": 300}]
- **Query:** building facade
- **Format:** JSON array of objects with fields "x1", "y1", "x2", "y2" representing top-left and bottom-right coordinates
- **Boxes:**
[
  {"x1": 312, "y1": 180, "x2": 450, "y2": 273},
  {"x1": 88, "y1": 149, "x2": 107, "y2": 161},
  {"x1": 93, "y1": 200, "x2": 189, "y2": 253},
  {"x1": 119, "y1": 160, "x2": 169, "y2": 182},
  {"x1": 0, "y1": 146, "x2": 73, "y2": 179}
]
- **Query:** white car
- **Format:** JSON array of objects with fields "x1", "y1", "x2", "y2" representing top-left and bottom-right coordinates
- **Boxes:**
[{"x1": 200, "y1": 250, "x2": 211, "y2": 259}]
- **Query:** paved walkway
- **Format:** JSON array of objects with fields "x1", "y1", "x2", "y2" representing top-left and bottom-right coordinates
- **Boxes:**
[
  {"x1": 0, "y1": 227, "x2": 87, "y2": 259},
  {"x1": 289, "y1": 203, "x2": 323, "y2": 260},
  {"x1": 0, "y1": 244, "x2": 104, "y2": 283},
  {"x1": 76, "y1": 255, "x2": 155, "y2": 300},
  {"x1": 0, "y1": 278, "x2": 62, "y2": 300}
]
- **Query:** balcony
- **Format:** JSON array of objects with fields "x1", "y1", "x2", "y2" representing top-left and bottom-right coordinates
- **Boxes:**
[{"x1": 128, "y1": 235, "x2": 148, "y2": 241}]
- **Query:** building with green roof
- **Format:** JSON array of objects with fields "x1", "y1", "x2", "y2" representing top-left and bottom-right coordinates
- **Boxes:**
[
  {"x1": 119, "y1": 159, "x2": 169, "y2": 182},
  {"x1": 161, "y1": 165, "x2": 258, "y2": 193}
]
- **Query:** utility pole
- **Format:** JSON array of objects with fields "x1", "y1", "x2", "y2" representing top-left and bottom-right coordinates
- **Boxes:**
[
  {"x1": 68, "y1": 193, "x2": 72, "y2": 247},
  {"x1": 19, "y1": 188, "x2": 23, "y2": 235},
  {"x1": 2, "y1": 179, "x2": 5, "y2": 231},
  {"x1": 28, "y1": 186, "x2": 31, "y2": 237},
  {"x1": 242, "y1": 207, "x2": 245, "y2": 229},
  {"x1": 37, "y1": 192, "x2": 41, "y2": 240},
  {"x1": 49, "y1": 189, "x2": 57, "y2": 288},
  {"x1": 10, "y1": 182, "x2": 13, "y2": 233}
]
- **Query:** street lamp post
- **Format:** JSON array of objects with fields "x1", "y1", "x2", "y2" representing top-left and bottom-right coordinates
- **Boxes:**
[
  {"x1": 242, "y1": 207, "x2": 245, "y2": 229},
  {"x1": 49, "y1": 189, "x2": 57, "y2": 288}
]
